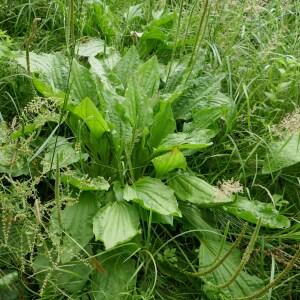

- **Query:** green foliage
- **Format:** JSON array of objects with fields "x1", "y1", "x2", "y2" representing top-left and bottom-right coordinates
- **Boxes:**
[
  {"x1": 1, "y1": 1, "x2": 300, "y2": 300},
  {"x1": 93, "y1": 201, "x2": 140, "y2": 249},
  {"x1": 263, "y1": 133, "x2": 300, "y2": 174},
  {"x1": 169, "y1": 172, "x2": 234, "y2": 207},
  {"x1": 223, "y1": 196, "x2": 291, "y2": 229}
]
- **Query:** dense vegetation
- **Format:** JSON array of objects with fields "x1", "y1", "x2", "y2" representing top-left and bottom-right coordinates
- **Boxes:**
[{"x1": 0, "y1": 1, "x2": 300, "y2": 299}]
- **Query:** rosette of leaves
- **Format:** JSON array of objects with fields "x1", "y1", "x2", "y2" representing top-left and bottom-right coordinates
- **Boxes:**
[{"x1": 14, "y1": 44, "x2": 291, "y2": 248}]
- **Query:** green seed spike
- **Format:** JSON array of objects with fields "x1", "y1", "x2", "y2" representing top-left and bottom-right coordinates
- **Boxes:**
[
  {"x1": 185, "y1": 222, "x2": 247, "y2": 277},
  {"x1": 216, "y1": 218, "x2": 261, "y2": 289},
  {"x1": 237, "y1": 246, "x2": 300, "y2": 300}
]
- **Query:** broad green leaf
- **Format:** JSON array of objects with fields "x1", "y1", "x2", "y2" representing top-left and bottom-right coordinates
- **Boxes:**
[
  {"x1": 16, "y1": 52, "x2": 68, "y2": 92},
  {"x1": 85, "y1": 2, "x2": 119, "y2": 43},
  {"x1": 122, "y1": 56, "x2": 160, "y2": 130},
  {"x1": 138, "y1": 13, "x2": 176, "y2": 58},
  {"x1": 17, "y1": 52, "x2": 103, "y2": 105},
  {"x1": 190, "y1": 107, "x2": 225, "y2": 130},
  {"x1": 155, "y1": 130, "x2": 213, "y2": 153},
  {"x1": 91, "y1": 256, "x2": 137, "y2": 300},
  {"x1": 113, "y1": 46, "x2": 140, "y2": 88},
  {"x1": 41, "y1": 136, "x2": 86, "y2": 173},
  {"x1": 89, "y1": 56, "x2": 116, "y2": 92},
  {"x1": 0, "y1": 144, "x2": 29, "y2": 176},
  {"x1": 199, "y1": 239, "x2": 267, "y2": 300},
  {"x1": 76, "y1": 38, "x2": 105, "y2": 57},
  {"x1": 93, "y1": 201, "x2": 140, "y2": 249},
  {"x1": 124, "y1": 177, "x2": 181, "y2": 217},
  {"x1": 33, "y1": 254, "x2": 90, "y2": 295},
  {"x1": 32, "y1": 77, "x2": 65, "y2": 105},
  {"x1": 140, "y1": 209, "x2": 174, "y2": 225},
  {"x1": 149, "y1": 100, "x2": 176, "y2": 147},
  {"x1": 173, "y1": 74, "x2": 234, "y2": 120},
  {"x1": 181, "y1": 204, "x2": 266, "y2": 300},
  {"x1": 124, "y1": 4, "x2": 143, "y2": 22},
  {"x1": 223, "y1": 196, "x2": 290, "y2": 229},
  {"x1": 60, "y1": 170, "x2": 109, "y2": 191},
  {"x1": 152, "y1": 148, "x2": 186, "y2": 177},
  {"x1": 70, "y1": 60, "x2": 103, "y2": 105},
  {"x1": 134, "y1": 56, "x2": 160, "y2": 99},
  {"x1": 71, "y1": 97, "x2": 109, "y2": 138},
  {"x1": 124, "y1": 77, "x2": 151, "y2": 128},
  {"x1": 12, "y1": 112, "x2": 60, "y2": 139},
  {"x1": 168, "y1": 173, "x2": 234, "y2": 207},
  {"x1": 262, "y1": 133, "x2": 300, "y2": 173},
  {"x1": 0, "y1": 271, "x2": 18, "y2": 288},
  {"x1": 58, "y1": 192, "x2": 98, "y2": 262}
]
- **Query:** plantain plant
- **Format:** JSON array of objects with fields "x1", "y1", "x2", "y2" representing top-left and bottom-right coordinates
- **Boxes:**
[{"x1": 0, "y1": 41, "x2": 293, "y2": 299}]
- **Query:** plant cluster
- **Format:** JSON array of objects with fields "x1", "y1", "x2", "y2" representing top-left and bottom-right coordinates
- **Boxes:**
[{"x1": 0, "y1": 1, "x2": 300, "y2": 299}]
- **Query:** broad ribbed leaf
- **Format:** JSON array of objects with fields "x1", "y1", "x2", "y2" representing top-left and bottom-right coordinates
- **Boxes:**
[
  {"x1": 223, "y1": 196, "x2": 290, "y2": 229},
  {"x1": 192, "y1": 107, "x2": 225, "y2": 129},
  {"x1": 71, "y1": 97, "x2": 109, "y2": 138},
  {"x1": 16, "y1": 52, "x2": 68, "y2": 91},
  {"x1": 123, "y1": 57, "x2": 160, "y2": 130},
  {"x1": 199, "y1": 239, "x2": 266, "y2": 300},
  {"x1": 149, "y1": 100, "x2": 176, "y2": 147},
  {"x1": 76, "y1": 38, "x2": 105, "y2": 57},
  {"x1": 152, "y1": 148, "x2": 186, "y2": 177},
  {"x1": 60, "y1": 170, "x2": 109, "y2": 191},
  {"x1": 113, "y1": 46, "x2": 140, "y2": 87},
  {"x1": 12, "y1": 112, "x2": 59, "y2": 138},
  {"x1": 181, "y1": 204, "x2": 266, "y2": 300},
  {"x1": 124, "y1": 177, "x2": 181, "y2": 216},
  {"x1": 262, "y1": 133, "x2": 300, "y2": 173},
  {"x1": 0, "y1": 144, "x2": 29, "y2": 176},
  {"x1": 93, "y1": 201, "x2": 140, "y2": 249},
  {"x1": 155, "y1": 130, "x2": 213, "y2": 153},
  {"x1": 168, "y1": 173, "x2": 234, "y2": 207},
  {"x1": 173, "y1": 74, "x2": 234, "y2": 120},
  {"x1": 17, "y1": 52, "x2": 102, "y2": 105},
  {"x1": 58, "y1": 192, "x2": 98, "y2": 262},
  {"x1": 33, "y1": 254, "x2": 90, "y2": 295},
  {"x1": 85, "y1": 2, "x2": 119, "y2": 43},
  {"x1": 41, "y1": 136, "x2": 86, "y2": 173},
  {"x1": 92, "y1": 256, "x2": 137, "y2": 300},
  {"x1": 135, "y1": 56, "x2": 160, "y2": 99}
]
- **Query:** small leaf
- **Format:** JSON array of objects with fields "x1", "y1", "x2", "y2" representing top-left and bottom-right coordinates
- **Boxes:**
[
  {"x1": 60, "y1": 170, "x2": 110, "y2": 191},
  {"x1": 223, "y1": 196, "x2": 290, "y2": 229},
  {"x1": 71, "y1": 97, "x2": 109, "y2": 138},
  {"x1": 152, "y1": 148, "x2": 186, "y2": 177},
  {"x1": 93, "y1": 201, "x2": 140, "y2": 249},
  {"x1": 262, "y1": 133, "x2": 300, "y2": 173},
  {"x1": 168, "y1": 173, "x2": 234, "y2": 207},
  {"x1": 156, "y1": 130, "x2": 213, "y2": 153},
  {"x1": 124, "y1": 177, "x2": 181, "y2": 216}
]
